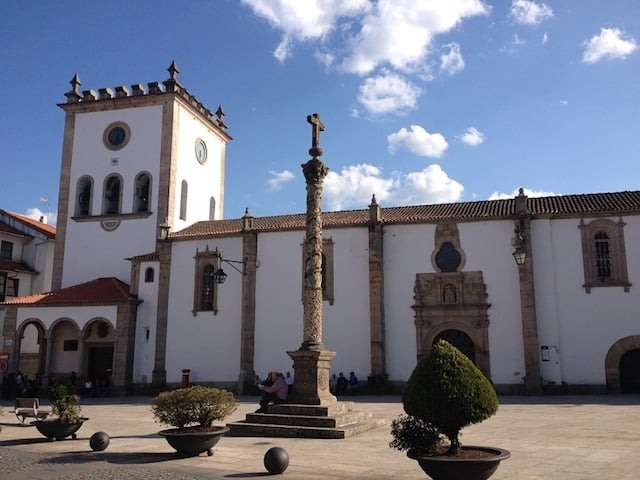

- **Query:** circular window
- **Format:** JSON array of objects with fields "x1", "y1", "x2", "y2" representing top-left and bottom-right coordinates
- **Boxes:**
[
  {"x1": 103, "y1": 122, "x2": 131, "y2": 150},
  {"x1": 195, "y1": 138, "x2": 207, "y2": 164}
]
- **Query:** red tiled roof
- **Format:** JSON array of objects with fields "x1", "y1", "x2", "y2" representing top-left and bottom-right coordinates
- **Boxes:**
[
  {"x1": 126, "y1": 252, "x2": 160, "y2": 262},
  {"x1": 1, "y1": 277, "x2": 130, "y2": 305},
  {"x1": 0, "y1": 259, "x2": 36, "y2": 273},
  {"x1": 0, "y1": 210, "x2": 56, "y2": 239},
  {"x1": 0, "y1": 220, "x2": 28, "y2": 237},
  {"x1": 171, "y1": 190, "x2": 640, "y2": 240}
]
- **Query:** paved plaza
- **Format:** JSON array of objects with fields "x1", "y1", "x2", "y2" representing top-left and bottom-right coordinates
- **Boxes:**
[{"x1": 1, "y1": 394, "x2": 640, "y2": 479}]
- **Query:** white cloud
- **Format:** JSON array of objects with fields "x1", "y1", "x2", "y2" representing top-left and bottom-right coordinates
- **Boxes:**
[
  {"x1": 357, "y1": 71, "x2": 422, "y2": 116},
  {"x1": 488, "y1": 187, "x2": 559, "y2": 200},
  {"x1": 25, "y1": 207, "x2": 57, "y2": 227},
  {"x1": 241, "y1": 0, "x2": 371, "y2": 62},
  {"x1": 323, "y1": 163, "x2": 463, "y2": 210},
  {"x1": 509, "y1": 0, "x2": 553, "y2": 26},
  {"x1": 559, "y1": 99, "x2": 568, "y2": 106},
  {"x1": 582, "y1": 27, "x2": 638, "y2": 63},
  {"x1": 387, "y1": 125, "x2": 448, "y2": 158},
  {"x1": 266, "y1": 170, "x2": 295, "y2": 190},
  {"x1": 341, "y1": 0, "x2": 489, "y2": 75},
  {"x1": 440, "y1": 42, "x2": 465, "y2": 75},
  {"x1": 458, "y1": 127, "x2": 485, "y2": 146},
  {"x1": 243, "y1": 0, "x2": 490, "y2": 73},
  {"x1": 542, "y1": 33, "x2": 548, "y2": 44}
]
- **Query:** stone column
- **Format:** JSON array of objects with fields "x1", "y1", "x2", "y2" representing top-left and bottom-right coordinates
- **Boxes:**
[
  {"x1": 515, "y1": 189, "x2": 542, "y2": 394},
  {"x1": 238, "y1": 211, "x2": 258, "y2": 394},
  {"x1": 287, "y1": 113, "x2": 336, "y2": 405}
]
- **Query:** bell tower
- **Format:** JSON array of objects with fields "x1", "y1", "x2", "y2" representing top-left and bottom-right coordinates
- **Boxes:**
[{"x1": 52, "y1": 62, "x2": 231, "y2": 289}]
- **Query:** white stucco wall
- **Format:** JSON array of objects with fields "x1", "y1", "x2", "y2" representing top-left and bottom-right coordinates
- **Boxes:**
[
  {"x1": 132, "y1": 261, "x2": 159, "y2": 384},
  {"x1": 171, "y1": 106, "x2": 226, "y2": 231},
  {"x1": 164, "y1": 237, "x2": 243, "y2": 384},
  {"x1": 533, "y1": 215, "x2": 640, "y2": 386},
  {"x1": 62, "y1": 106, "x2": 163, "y2": 287},
  {"x1": 16, "y1": 305, "x2": 117, "y2": 330}
]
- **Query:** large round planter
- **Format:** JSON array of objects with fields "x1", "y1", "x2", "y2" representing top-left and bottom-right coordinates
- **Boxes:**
[
  {"x1": 414, "y1": 446, "x2": 510, "y2": 480},
  {"x1": 158, "y1": 426, "x2": 229, "y2": 457},
  {"x1": 32, "y1": 418, "x2": 89, "y2": 441}
]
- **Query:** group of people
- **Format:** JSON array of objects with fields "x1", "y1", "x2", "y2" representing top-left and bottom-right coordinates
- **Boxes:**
[
  {"x1": 69, "y1": 371, "x2": 110, "y2": 397},
  {"x1": 331, "y1": 371, "x2": 359, "y2": 395},
  {"x1": 253, "y1": 368, "x2": 359, "y2": 413}
]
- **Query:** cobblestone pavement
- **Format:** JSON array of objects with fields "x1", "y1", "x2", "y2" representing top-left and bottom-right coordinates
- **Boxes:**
[{"x1": 1, "y1": 394, "x2": 640, "y2": 479}]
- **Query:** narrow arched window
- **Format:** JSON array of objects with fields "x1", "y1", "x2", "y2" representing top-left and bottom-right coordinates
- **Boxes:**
[
  {"x1": 144, "y1": 267, "x2": 154, "y2": 283},
  {"x1": 134, "y1": 173, "x2": 151, "y2": 213},
  {"x1": 103, "y1": 175, "x2": 121, "y2": 214},
  {"x1": 180, "y1": 180, "x2": 188, "y2": 220},
  {"x1": 76, "y1": 176, "x2": 93, "y2": 216},
  {"x1": 200, "y1": 264, "x2": 215, "y2": 310},
  {"x1": 209, "y1": 197, "x2": 216, "y2": 220},
  {"x1": 595, "y1": 232, "x2": 612, "y2": 280}
]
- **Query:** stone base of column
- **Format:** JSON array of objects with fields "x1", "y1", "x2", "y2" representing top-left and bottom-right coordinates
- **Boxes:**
[{"x1": 287, "y1": 348, "x2": 337, "y2": 405}]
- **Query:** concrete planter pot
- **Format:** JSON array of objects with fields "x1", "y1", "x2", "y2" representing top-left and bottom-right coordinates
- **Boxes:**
[
  {"x1": 413, "y1": 446, "x2": 511, "y2": 480},
  {"x1": 32, "y1": 418, "x2": 89, "y2": 441},
  {"x1": 158, "y1": 426, "x2": 229, "y2": 457}
]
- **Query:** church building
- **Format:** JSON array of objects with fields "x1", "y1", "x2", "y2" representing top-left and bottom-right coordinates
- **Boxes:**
[{"x1": 2, "y1": 64, "x2": 640, "y2": 396}]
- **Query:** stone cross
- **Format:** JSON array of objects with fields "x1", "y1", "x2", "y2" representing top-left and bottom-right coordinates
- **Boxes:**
[{"x1": 307, "y1": 113, "x2": 324, "y2": 148}]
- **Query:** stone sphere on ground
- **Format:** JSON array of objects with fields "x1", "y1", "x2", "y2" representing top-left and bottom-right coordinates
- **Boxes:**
[
  {"x1": 89, "y1": 431, "x2": 110, "y2": 451},
  {"x1": 264, "y1": 446, "x2": 289, "y2": 474}
]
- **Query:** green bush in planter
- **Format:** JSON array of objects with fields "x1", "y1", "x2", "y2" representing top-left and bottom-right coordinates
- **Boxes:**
[
  {"x1": 389, "y1": 414, "x2": 444, "y2": 457},
  {"x1": 48, "y1": 377, "x2": 75, "y2": 402},
  {"x1": 51, "y1": 393, "x2": 82, "y2": 423},
  {"x1": 151, "y1": 385, "x2": 237, "y2": 430},
  {"x1": 402, "y1": 339, "x2": 498, "y2": 455}
]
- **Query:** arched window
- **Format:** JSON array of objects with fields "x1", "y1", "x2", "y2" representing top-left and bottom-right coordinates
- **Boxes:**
[
  {"x1": 193, "y1": 250, "x2": 221, "y2": 315},
  {"x1": 180, "y1": 180, "x2": 188, "y2": 220},
  {"x1": 595, "y1": 232, "x2": 612, "y2": 280},
  {"x1": 103, "y1": 175, "x2": 122, "y2": 214},
  {"x1": 144, "y1": 267, "x2": 154, "y2": 283},
  {"x1": 200, "y1": 264, "x2": 215, "y2": 311},
  {"x1": 579, "y1": 218, "x2": 630, "y2": 293},
  {"x1": 209, "y1": 197, "x2": 216, "y2": 220},
  {"x1": 134, "y1": 173, "x2": 151, "y2": 213},
  {"x1": 76, "y1": 176, "x2": 93, "y2": 216}
]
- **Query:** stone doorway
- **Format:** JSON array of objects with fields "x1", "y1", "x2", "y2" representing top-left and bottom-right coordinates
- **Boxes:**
[
  {"x1": 620, "y1": 349, "x2": 640, "y2": 393},
  {"x1": 434, "y1": 329, "x2": 476, "y2": 364}
]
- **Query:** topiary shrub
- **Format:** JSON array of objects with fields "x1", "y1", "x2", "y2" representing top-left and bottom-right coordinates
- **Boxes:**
[
  {"x1": 151, "y1": 385, "x2": 237, "y2": 431},
  {"x1": 402, "y1": 339, "x2": 498, "y2": 455}
]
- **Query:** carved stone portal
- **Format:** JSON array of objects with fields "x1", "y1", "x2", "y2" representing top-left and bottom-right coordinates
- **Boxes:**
[{"x1": 412, "y1": 271, "x2": 491, "y2": 378}]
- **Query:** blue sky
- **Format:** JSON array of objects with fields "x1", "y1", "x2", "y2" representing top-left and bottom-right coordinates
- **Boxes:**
[{"x1": 1, "y1": 1, "x2": 638, "y2": 225}]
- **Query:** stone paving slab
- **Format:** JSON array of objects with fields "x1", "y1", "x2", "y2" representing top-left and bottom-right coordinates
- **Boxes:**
[{"x1": 1, "y1": 394, "x2": 639, "y2": 479}]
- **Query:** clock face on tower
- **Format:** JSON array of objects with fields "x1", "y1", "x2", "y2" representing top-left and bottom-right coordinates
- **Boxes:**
[
  {"x1": 195, "y1": 138, "x2": 207, "y2": 164},
  {"x1": 103, "y1": 122, "x2": 131, "y2": 150}
]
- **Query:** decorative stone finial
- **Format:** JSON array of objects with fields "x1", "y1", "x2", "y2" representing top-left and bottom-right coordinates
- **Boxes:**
[
  {"x1": 70, "y1": 74, "x2": 82, "y2": 93},
  {"x1": 370, "y1": 194, "x2": 378, "y2": 206},
  {"x1": 215, "y1": 105, "x2": 227, "y2": 129},
  {"x1": 168, "y1": 61, "x2": 179, "y2": 80}
]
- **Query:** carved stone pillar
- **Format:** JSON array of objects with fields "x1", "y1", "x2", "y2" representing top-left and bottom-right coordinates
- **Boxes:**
[{"x1": 287, "y1": 113, "x2": 336, "y2": 405}]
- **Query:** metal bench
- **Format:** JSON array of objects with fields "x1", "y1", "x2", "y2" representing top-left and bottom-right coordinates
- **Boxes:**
[{"x1": 13, "y1": 397, "x2": 51, "y2": 423}]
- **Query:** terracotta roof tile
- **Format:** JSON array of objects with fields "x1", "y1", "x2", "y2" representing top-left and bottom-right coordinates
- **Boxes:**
[
  {"x1": 0, "y1": 260, "x2": 36, "y2": 273},
  {"x1": 0, "y1": 210, "x2": 56, "y2": 239},
  {"x1": 1, "y1": 277, "x2": 130, "y2": 306},
  {"x1": 0, "y1": 220, "x2": 29, "y2": 237},
  {"x1": 127, "y1": 252, "x2": 160, "y2": 261},
  {"x1": 171, "y1": 190, "x2": 640, "y2": 239}
]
